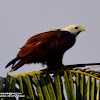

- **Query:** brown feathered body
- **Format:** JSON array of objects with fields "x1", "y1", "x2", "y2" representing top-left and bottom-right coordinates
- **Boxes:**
[{"x1": 6, "y1": 29, "x2": 76, "y2": 72}]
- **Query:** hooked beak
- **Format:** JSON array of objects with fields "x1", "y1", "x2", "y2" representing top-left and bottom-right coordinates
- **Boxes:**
[{"x1": 80, "y1": 26, "x2": 85, "y2": 31}]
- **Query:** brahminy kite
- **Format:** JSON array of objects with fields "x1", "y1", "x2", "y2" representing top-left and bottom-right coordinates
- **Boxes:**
[{"x1": 5, "y1": 25, "x2": 85, "y2": 72}]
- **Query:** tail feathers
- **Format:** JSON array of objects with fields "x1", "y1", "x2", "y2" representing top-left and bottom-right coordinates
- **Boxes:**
[
  {"x1": 9, "y1": 58, "x2": 30, "y2": 72},
  {"x1": 5, "y1": 57, "x2": 21, "y2": 68}
]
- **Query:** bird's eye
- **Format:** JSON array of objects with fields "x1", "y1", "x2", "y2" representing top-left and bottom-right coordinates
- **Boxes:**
[{"x1": 75, "y1": 27, "x2": 78, "y2": 29}]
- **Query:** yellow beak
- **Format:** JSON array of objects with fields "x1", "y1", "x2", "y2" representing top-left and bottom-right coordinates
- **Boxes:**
[{"x1": 80, "y1": 26, "x2": 85, "y2": 31}]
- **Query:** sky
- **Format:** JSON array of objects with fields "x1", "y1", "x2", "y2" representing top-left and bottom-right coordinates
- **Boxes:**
[{"x1": 0, "y1": 0, "x2": 100, "y2": 77}]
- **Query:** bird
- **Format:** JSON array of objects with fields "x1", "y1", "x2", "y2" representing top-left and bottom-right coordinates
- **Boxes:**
[{"x1": 5, "y1": 24, "x2": 85, "y2": 72}]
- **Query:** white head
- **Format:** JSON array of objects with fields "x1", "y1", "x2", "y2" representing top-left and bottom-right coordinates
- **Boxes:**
[{"x1": 61, "y1": 24, "x2": 85, "y2": 36}]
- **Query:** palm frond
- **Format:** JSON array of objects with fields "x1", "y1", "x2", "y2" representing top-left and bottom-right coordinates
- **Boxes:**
[{"x1": 1, "y1": 66, "x2": 100, "y2": 100}]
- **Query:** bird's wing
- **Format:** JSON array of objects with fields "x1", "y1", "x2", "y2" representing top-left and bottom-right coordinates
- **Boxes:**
[{"x1": 17, "y1": 30, "x2": 73, "y2": 57}]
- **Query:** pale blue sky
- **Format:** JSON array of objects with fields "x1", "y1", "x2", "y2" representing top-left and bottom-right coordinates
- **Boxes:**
[{"x1": 0, "y1": 0, "x2": 100, "y2": 77}]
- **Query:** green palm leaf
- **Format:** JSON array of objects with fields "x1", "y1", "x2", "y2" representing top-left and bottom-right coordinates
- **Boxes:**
[{"x1": 1, "y1": 66, "x2": 100, "y2": 100}]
